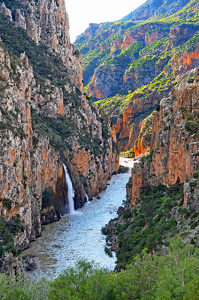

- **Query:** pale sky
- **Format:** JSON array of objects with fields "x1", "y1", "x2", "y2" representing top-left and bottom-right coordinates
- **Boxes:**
[{"x1": 65, "y1": 0, "x2": 147, "y2": 42}]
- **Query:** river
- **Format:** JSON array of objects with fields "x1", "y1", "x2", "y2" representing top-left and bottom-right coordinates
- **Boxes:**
[{"x1": 21, "y1": 158, "x2": 135, "y2": 280}]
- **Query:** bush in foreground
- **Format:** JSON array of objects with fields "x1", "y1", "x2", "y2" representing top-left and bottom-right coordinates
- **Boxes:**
[{"x1": 1, "y1": 237, "x2": 199, "y2": 299}]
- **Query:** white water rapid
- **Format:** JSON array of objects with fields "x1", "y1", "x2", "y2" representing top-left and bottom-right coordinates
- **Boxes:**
[
  {"x1": 62, "y1": 163, "x2": 75, "y2": 214},
  {"x1": 22, "y1": 158, "x2": 136, "y2": 280}
]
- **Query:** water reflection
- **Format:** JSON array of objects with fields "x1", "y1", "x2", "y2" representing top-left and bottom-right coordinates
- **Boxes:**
[{"x1": 21, "y1": 158, "x2": 135, "y2": 280}]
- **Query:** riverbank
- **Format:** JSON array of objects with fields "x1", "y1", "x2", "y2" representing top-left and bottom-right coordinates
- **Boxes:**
[{"x1": 21, "y1": 158, "x2": 135, "y2": 280}]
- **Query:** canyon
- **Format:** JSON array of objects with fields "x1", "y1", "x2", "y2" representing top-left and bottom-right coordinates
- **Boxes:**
[
  {"x1": 127, "y1": 69, "x2": 199, "y2": 208},
  {"x1": 103, "y1": 67, "x2": 199, "y2": 270},
  {"x1": 0, "y1": 0, "x2": 199, "y2": 285},
  {"x1": 75, "y1": 0, "x2": 199, "y2": 152},
  {"x1": 0, "y1": 0, "x2": 119, "y2": 275}
]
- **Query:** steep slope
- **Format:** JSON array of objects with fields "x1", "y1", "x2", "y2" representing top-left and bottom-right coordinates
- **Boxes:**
[
  {"x1": 75, "y1": 0, "x2": 199, "y2": 151},
  {"x1": 120, "y1": 0, "x2": 190, "y2": 22},
  {"x1": 104, "y1": 68, "x2": 199, "y2": 270},
  {"x1": 127, "y1": 69, "x2": 199, "y2": 206},
  {"x1": 0, "y1": 0, "x2": 119, "y2": 274}
]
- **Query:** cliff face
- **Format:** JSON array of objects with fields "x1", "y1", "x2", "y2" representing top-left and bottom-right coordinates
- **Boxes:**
[
  {"x1": 0, "y1": 0, "x2": 119, "y2": 259},
  {"x1": 126, "y1": 69, "x2": 199, "y2": 207},
  {"x1": 0, "y1": 0, "x2": 83, "y2": 93},
  {"x1": 14, "y1": 0, "x2": 83, "y2": 92},
  {"x1": 133, "y1": 110, "x2": 156, "y2": 156},
  {"x1": 86, "y1": 23, "x2": 170, "y2": 100},
  {"x1": 75, "y1": 0, "x2": 199, "y2": 152},
  {"x1": 120, "y1": 0, "x2": 190, "y2": 22}
]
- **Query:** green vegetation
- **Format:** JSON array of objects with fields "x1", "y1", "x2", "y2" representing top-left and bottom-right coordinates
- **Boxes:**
[
  {"x1": 0, "y1": 13, "x2": 70, "y2": 88},
  {"x1": 114, "y1": 182, "x2": 184, "y2": 269},
  {"x1": 120, "y1": 150, "x2": 135, "y2": 158},
  {"x1": 103, "y1": 167, "x2": 199, "y2": 272},
  {"x1": 0, "y1": 12, "x2": 113, "y2": 159},
  {"x1": 0, "y1": 0, "x2": 22, "y2": 11},
  {"x1": 118, "y1": 165, "x2": 129, "y2": 174},
  {"x1": 75, "y1": 0, "x2": 199, "y2": 137},
  {"x1": 0, "y1": 215, "x2": 24, "y2": 260},
  {"x1": 0, "y1": 198, "x2": 12, "y2": 210},
  {"x1": 184, "y1": 110, "x2": 199, "y2": 139},
  {"x1": 0, "y1": 275, "x2": 49, "y2": 300},
  {"x1": 2, "y1": 239, "x2": 199, "y2": 299},
  {"x1": 31, "y1": 106, "x2": 106, "y2": 158},
  {"x1": 42, "y1": 190, "x2": 53, "y2": 210}
]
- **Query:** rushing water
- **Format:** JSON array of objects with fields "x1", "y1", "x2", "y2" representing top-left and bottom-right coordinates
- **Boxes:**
[
  {"x1": 62, "y1": 162, "x2": 75, "y2": 214},
  {"x1": 21, "y1": 158, "x2": 135, "y2": 280}
]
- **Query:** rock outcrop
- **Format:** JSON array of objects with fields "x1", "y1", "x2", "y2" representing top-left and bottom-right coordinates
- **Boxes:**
[
  {"x1": 126, "y1": 69, "x2": 199, "y2": 207},
  {"x1": 75, "y1": 0, "x2": 199, "y2": 152},
  {"x1": 133, "y1": 110, "x2": 156, "y2": 156},
  {"x1": 113, "y1": 94, "x2": 161, "y2": 151},
  {"x1": 0, "y1": 0, "x2": 119, "y2": 260},
  {"x1": 1, "y1": 0, "x2": 83, "y2": 92},
  {"x1": 86, "y1": 23, "x2": 170, "y2": 100}
]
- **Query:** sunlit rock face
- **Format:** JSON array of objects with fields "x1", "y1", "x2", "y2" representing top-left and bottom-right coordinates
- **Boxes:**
[
  {"x1": 15, "y1": 0, "x2": 83, "y2": 92},
  {"x1": 0, "y1": 0, "x2": 119, "y2": 254},
  {"x1": 75, "y1": 0, "x2": 198, "y2": 153},
  {"x1": 126, "y1": 69, "x2": 199, "y2": 207}
]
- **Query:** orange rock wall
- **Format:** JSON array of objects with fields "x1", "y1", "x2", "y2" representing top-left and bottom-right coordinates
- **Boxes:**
[
  {"x1": 0, "y1": 27, "x2": 119, "y2": 250},
  {"x1": 126, "y1": 71, "x2": 199, "y2": 207},
  {"x1": 171, "y1": 45, "x2": 199, "y2": 77},
  {"x1": 134, "y1": 111, "x2": 156, "y2": 156},
  {"x1": 114, "y1": 94, "x2": 160, "y2": 151}
]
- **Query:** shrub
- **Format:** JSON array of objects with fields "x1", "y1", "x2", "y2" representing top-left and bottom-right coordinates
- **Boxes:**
[
  {"x1": 42, "y1": 190, "x2": 53, "y2": 209},
  {"x1": 187, "y1": 76, "x2": 194, "y2": 83},
  {"x1": 0, "y1": 245, "x2": 4, "y2": 256},
  {"x1": 193, "y1": 172, "x2": 199, "y2": 178},
  {"x1": 2, "y1": 198, "x2": 12, "y2": 210},
  {"x1": 122, "y1": 209, "x2": 133, "y2": 219},
  {"x1": 120, "y1": 150, "x2": 135, "y2": 158},
  {"x1": 105, "y1": 247, "x2": 113, "y2": 257},
  {"x1": 156, "y1": 104, "x2": 160, "y2": 111},
  {"x1": 189, "y1": 181, "x2": 197, "y2": 187}
]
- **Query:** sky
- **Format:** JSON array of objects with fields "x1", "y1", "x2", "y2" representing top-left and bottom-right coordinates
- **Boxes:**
[{"x1": 65, "y1": 0, "x2": 147, "y2": 43}]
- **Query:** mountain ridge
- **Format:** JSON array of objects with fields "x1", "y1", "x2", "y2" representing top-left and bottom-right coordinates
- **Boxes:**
[
  {"x1": 120, "y1": 0, "x2": 190, "y2": 22},
  {"x1": 75, "y1": 0, "x2": 199, "y2": 151}
]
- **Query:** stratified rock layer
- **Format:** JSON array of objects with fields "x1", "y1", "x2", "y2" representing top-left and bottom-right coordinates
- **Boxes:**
[
  {"x1": 0, "y1": 0, "x2": 119, "y2": 254},
  {"x1": 75, "y1": 0, "x2": 199, "y2": 151},
  {"x1": 126, "y1": 69, "x2": 199, "y2": 207}
]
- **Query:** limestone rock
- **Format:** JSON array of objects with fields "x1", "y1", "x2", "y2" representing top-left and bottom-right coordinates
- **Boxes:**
[
  {"x1": 127, "y1": 68, "x2": 199, "y2": 207},
  {"x1": 0, "y1": 1, "x2": 119, "y2": 259}
]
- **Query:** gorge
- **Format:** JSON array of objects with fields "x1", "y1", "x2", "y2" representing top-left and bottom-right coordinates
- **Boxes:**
[
  {"x1": 0, "y1": 0, "x2": 199, "y2": 298},
  {"x1": 21, "y1": 158, "x2": 134, "y2": 280},
  {"x1": 0, "y1": 0, "x2": 119, "y2": 275}
]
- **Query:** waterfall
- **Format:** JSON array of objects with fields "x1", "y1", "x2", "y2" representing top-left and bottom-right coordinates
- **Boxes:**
[
  {"x1": 62, "y1": 162, "x2": 75, "y2": 214},
  {"x1": 85, "y1": 192, "x2": 89, "y2": 203}
]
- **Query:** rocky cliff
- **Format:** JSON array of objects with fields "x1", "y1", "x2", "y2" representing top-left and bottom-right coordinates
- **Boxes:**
[
  {"x1": 104, "y1": 69, "x2": 199, "y2": 270},
  {"x1": 126, "y1": 68, "x2": 199, "y2": 207},
  {"x1": 1, "y1": 0, "x2": 83, "y2": 92},
  {"x1": 0, "y1": 0, "x2": 119, "y2": 271},
  {"x1": 133, "y1": 110, "x2": 156, "y2": 156},
  {"x1": 75, "y1": 0, "x2": 199, "y2": 151}
]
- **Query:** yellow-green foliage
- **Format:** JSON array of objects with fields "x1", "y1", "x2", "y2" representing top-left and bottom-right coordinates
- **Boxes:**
[
  {"x1": 140, "y1": 110, "x2": 156, "y2": 137},
  {"x1": 75, "y1": 0, "x2": 199, "y2": 120},
  {"x1": 120, "y1": 150, "x2": 135, "y2": 158},
  {"x1": 95, "y1": 71, "x2": 176, "y2": 118}
]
